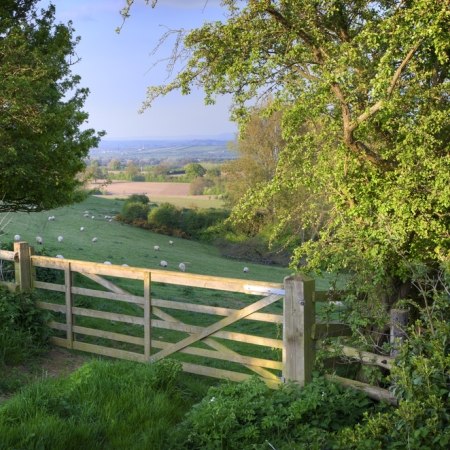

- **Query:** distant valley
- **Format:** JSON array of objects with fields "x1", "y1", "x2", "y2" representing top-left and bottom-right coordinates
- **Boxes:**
[{"x1": 89, "y1": 139, "x2": 238, "y2": 164}]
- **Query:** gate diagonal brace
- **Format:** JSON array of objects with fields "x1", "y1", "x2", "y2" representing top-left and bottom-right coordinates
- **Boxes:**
[
  {"x1": 150, "y1": 294, "x2": 281, "y2": 363},
  {"x1": 78, "y1": 273, "x2": 281, "y2": 380}
]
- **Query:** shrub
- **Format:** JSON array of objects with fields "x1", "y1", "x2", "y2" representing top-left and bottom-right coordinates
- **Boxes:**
[
  {"x1": 148, "y1": 203, "x2": 181, "y2": 230},
  {"x1": 0, "y1": 289, "x2": 51, "y2": 366},
  {"x1": 170, "y1": 376, "x2": 378, "y2": 449},
  {"x1": 126, "y1": 194, "x2": 150, "y2": 204},
  {"x1": 336, "y1": 292, "x2": 450, "y2": 449},
  {"x1": 121, "y1": 201, "x2": 150, "y2": 223}
]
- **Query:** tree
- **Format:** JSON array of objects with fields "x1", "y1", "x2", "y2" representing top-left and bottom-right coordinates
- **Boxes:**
[
  {"x1": 125, "y1": 161, "x2": 139, "y2": 179},
  {"x1": 137, "y1": 0, "x2": 449, "y2": 318},
  {"x1": 184, "y1": 163, "x2": 206, "y2": 180},
  {"x1": 107, "y1": 159, "x2": 121, "y2": 171},
  {"x1": 0, "y1": 1, "x2": 103, "y2": 212}
]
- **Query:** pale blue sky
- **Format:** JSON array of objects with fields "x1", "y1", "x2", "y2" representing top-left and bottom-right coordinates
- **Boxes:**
[{"x1": 41, "y1": 0, "x2": 236, "y2": 140}]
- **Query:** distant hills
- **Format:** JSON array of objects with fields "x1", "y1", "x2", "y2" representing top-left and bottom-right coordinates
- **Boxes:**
[{"x1": 89, "y1": 138, "x2": 238, "y2": 164}]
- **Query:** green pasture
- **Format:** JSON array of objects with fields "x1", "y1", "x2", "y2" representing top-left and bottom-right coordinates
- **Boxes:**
[
  {"x1": 2, "y1": 195, "x2": 342, "y2": 378},
  {"x1": 2, "y1": 196, "x2": 288, "y2": 282}
]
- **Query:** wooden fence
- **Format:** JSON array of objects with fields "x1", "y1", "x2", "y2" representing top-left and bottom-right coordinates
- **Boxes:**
[{"x1": 0, "y1": 241, "x2": 397, "y2": 404}]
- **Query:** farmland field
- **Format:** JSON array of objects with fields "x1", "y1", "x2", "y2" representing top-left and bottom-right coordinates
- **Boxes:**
[{"x1": 89, "y1": 181, "x2": 225, "y2": 209}]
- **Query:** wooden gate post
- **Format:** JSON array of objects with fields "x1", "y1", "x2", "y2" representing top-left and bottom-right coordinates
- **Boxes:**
[
  {"x1": 390, "y1": 309, "x2": 409, "y2": 357},
  {"x1": 283, "y1": 274, "x2": 315, "y2": 386},
  {"x1": 13, "y1": 241, "x2": 33, "y2": 292}
]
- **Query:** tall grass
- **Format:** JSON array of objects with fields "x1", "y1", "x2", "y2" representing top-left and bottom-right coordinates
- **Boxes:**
[{"x1": 0, "y1": 359, "x2": 205, "y2": 450}]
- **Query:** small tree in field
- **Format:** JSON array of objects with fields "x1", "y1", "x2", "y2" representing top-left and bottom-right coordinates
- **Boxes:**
[{"x1": 0, "y1": 1, "x2": 103, "y2": 212}]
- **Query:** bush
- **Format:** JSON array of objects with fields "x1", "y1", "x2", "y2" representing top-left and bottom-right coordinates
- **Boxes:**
[
  {"x1": 148, "y1": 203, "x2": 181, "y2": 230},
  {"x1": 170, "y1": 376, "x2": 378, "y2": 449},
  {"x1": 0, "y1": 289, "x2": 51, "y2": 366},
  {"x1": 126, "y1": 194, "x2": 150, "y2": 204},
  {"x1": 336, "y1": 292, "x2": 450, "y2": 449},
  {"x1": 120, "y1": 201, "x2": 150, "y2": 223}
]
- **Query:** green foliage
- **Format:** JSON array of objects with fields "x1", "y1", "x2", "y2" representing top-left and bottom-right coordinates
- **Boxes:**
[
  {"x1": 120, "y1": 201, "x2": 150, "y2": 223},
  {"x1": 336, "y1": 293, "x2": 450, "y2": 449},
  {"x1": 148, "y1": 202, "x2": 181, "y2": 230},
  {"x1": 0, "y1": 359, "x2": 188, "y2": 449},
  {"x1": 126, "y1": 194, "x2": 150, "y2": 204},
  {"x1": 170, "y1": 377, "x2": 377, "y2": 449},
  {"x1": 184, "y1": 163, "x2": 206, "y2": 181},
  {"x1": 0, "y1": 1, "x2": 103, "y2": 213},
  {"x1": 0, "y1": 289, "x2": 51, "y2": 366},
  {"x1": 143, "y1": 0, "x2": 450, "y2": 314}
]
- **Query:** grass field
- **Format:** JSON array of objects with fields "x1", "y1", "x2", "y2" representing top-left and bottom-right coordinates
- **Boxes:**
[{"x1": 3, "y1": 196, "x2": 290, "y2": 282}]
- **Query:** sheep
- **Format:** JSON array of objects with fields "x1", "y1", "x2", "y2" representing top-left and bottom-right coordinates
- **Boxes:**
[
  {"x1": 178, "y1": 262, "x2": 186, "y2": 272},
  {"x1": 160, "y1": 260, "x2": 168, "y2": 268},
  {"x1": 57, "y1": 236, "x2": 64, "y2": 242},
  {"x1": 56, "y1": 254, "x2": 64, "y2": 259},
  {"x1": 48, "y1": 215, "x2": 55, "y2": 221},
  {"x1": 83, "y1": 213, "x2": 90, "y2": 217},
  {"x1": 36, "y1": 236, "x2": 43, "y2": 245},
  {"x1": 91, "y1": 216, "x2": 95, "y2": 219},
  {"x1": 84, "y1": 210, "x2": 89, "y2": 214},
  {"x1": 104, "y1": 261, "x2": 112, "y2": 265},
  {"x1": 153, "y1": 245, "x2": 160, "y2": 251},
  {"x1": 91, "y1": 237, "x2": 98, "y2": 243},
  {"x1": 14, "y1": 234, "x2": 21, "y2": 241},
  {"x1": 243, "y1": 267, "x2": 249, "y2": 273},
  {"x1": 80, "y1": 227, "x2": 85, "y2": 232},
  {"x1": 169, "y1": 240, "x2": 174, "y2": 245},
  {"x1": 122, "y1": 264, "x2": 129, "y2": 267}
]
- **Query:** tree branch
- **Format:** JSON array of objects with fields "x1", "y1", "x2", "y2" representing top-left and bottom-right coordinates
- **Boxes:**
[{"x1": 350, "y1": 42, "x2": 421, "y2": 130}]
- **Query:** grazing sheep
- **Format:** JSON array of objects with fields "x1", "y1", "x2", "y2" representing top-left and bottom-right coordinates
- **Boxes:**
[
  {"x1": 91, "y1": 237, "x2": 98, "y2": 243},
  {"x1": 14, "y1": 234, "x2": 21, "y2": 241},
  {"x1": 122, "y1": 264, "x2": 129, "y2": 267},
  {"x1": 153, "y1": 245, "x2": 160, "y2": 251},
  {"x1": 104, "y1": 261, "x2": 112, "y2": 265},
  {"x1": 80, "y1": 227, "x2": 85, "y2": 231},
  {"x1": 56, "y1": 254, "x2": 64, "y2": 259},
  {"x1": 108, "y1": 219, "x2": 113, "y2": 222},
  {"x1": 84, "y1": 211, "x2": 89, "y2": 214},
  {"x1": 36, "y1": 236, "x2": 43, "y2": 245},
  {"x1": 91, "y1": 216, "x2": 95, "y2": 219},
  {"x1": 160, "y1": 260, "x2": 168, "y2": 268},
  {"x1": 57, "y1": 236, "x2": 64, "y2": 242},
  {"x1": 169, "y1": 240, "x2": 174, "y2": 245},
  {"x1": 48, "y1": 216, "x2": 55, "y2": 221},
  {"x1": 178, "y1": 262, "x2": 186, "y2": 272},
  {"x1": 243, "y1": 267, "x2": 249, "y2": 273},
  {"x1": 83, "y1": 213, "x2": 89, "y2": 217}
]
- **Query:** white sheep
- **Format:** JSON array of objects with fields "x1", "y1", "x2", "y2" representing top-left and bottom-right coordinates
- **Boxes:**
[
  {"x1": 48, "y1": 216, "x2": 55, "y2": 221},
  {"x1": 83, "y1": 213, "x2": 89, "y2": 217},
  {"x1": 91, "y1": 216, "x2": 95, "y2": 219},
  {"x1": 160, "y1": 260, "x2": 168, "y2": 268},
  {"x1": 36, "y1": 236, "x2": 43, "y2": 245},
  {"x1": 178, "y1": 262, "x2": 186, "y2": 272},
  {"x1": 84, "y1": 210, "x2": 89, "y2": 214},
  {"x1": 91, "y1": 237, "x2": 98, "y2": 243},
  {"x1": 104, "y1": 261, "x2": 112, "y2": 265},
  {"x1": 153, "y1": 245, "x2": 160, "y2": 251},
  {"x1": 57, "y1": 236, "x2": 64, "y2": 242},
  {"x1": 169, "y1": 240, "x2": 174, "y2": 245},
  {"x1": 14, "y1": 234, "x2": 21, "y2": 241},
  {"x1": 80, "y1": 227, "x2": 85, "y2": 231},
  {"x1": 243, "y1": 267, "x2": 249, "y2": 273},
  {"x1": 56, "y1": 254, "x2": 64, "y2": 259},
  {"x1": 122, "y1": 264, "x2": 129, "y2": 267}
]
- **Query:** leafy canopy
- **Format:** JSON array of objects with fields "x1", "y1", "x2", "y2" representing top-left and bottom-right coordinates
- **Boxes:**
[
  {"x1": 137, "y1": 1, "x2": 449, "y2": 307},
  {"x1": 0, "y1": 0, "x2": 103, "y2": 212}
]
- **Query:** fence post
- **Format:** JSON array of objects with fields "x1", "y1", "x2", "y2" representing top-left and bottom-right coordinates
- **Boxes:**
[
  {"x1": 143, "y1": 271, "x2": 151, "y2": 360},
  {"x1": 390, "y1": 309, "x2": 409, "y2": 357},
  {"x1": 13, "y1": 241, "x2": 33, "y2": 292},
  {"x1": 283, "y1": 274, "x2": 315, "y2": 386},
  {"x1": 64, "y1": 262, "x2": 74, "y2": 349}
]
